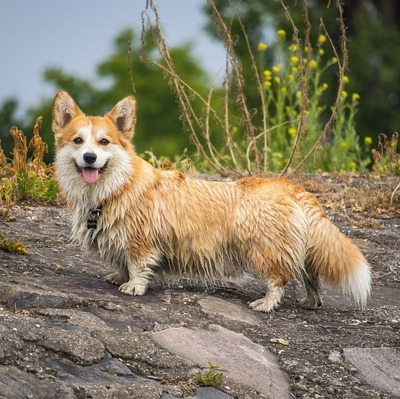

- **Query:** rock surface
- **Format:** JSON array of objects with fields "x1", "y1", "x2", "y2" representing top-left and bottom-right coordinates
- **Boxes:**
[
  {"x1": 0, "y1": 175, "x2": 399, "y2": 398},
  {"x1": 343, "y1": 347, "x2": 400, "y2": 396},
  {"x1": 152, "y1": 324, "x2": 289, "y2": 398}
]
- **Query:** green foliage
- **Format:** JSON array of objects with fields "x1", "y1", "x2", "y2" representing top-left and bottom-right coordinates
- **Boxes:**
[
  {"x1": 196, "y1": 363, "x2": 224, "y2": 388},
  {"x1": 16, "y1": 169, "x2": 58, "y2": 202},
  {"x1": 203, "y1": 0, "x2": 400, "y2": 150},
  {"x1": 256, "y1": 30, "x2": 370, "y2": 172},
  {"x1": 0, "y1": 178, "x2": 15, "y2": 206},
  {"x1": 0, "y1": 232, "x2": 28, "y2": 255}
]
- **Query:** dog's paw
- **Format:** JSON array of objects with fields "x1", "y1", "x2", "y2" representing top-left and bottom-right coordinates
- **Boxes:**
[
  {"x1": 118, "y1": 281, "x2": 146, "y2": 296},
  {"x1": 249, "y1": 298, "x2": 276, "y2": 312},
  {"x1": 299, "y1": 297, "x2": 322, "y2": 310},
  {"x1": 105, "y1": 273, "x2": 125, "y2": 285}
]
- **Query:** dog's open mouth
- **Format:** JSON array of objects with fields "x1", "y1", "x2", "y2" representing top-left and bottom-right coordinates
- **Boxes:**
[{"x1": 76, "y1": 162, "x2": 108, "y2": 184}]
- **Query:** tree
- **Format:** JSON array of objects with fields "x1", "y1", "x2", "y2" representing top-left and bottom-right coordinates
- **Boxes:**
[{"x1": 0, "y1": 99, "x2": 24, "y2": 161}]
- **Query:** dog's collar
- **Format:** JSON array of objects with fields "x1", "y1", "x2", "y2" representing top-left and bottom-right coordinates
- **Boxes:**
[{"x1": 87, "y1": 206, "x2": 102, "y2": 229}]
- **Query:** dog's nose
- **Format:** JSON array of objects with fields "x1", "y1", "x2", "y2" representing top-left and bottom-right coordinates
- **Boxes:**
[{"x1": 83, "y1": 152, "x2": 97, "y2": 164}]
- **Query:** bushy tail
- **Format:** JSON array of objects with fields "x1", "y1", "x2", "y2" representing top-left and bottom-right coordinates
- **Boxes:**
[{"x1": 307, "y1": 216, "x2": 371, "y2": 308}]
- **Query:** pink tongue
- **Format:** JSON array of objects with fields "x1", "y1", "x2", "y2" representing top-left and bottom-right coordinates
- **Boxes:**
[{"x1": 82, "y1": 168, "x2": 100, "y2": 184}]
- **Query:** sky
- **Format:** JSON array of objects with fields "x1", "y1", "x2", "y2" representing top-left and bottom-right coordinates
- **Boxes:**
[{"x1": 0, "y1": 0, "x2": 227, "y2": 117}]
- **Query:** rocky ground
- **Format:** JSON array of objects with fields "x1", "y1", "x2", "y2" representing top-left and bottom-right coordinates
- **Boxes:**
[{"x1": 0, "y1": 174, "x2": 399, "y2": 399}]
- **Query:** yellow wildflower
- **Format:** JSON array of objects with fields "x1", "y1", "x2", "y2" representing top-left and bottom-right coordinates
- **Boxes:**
[
  {"x1": 340, "y1": 141, "x2": 348, "y2": 148},
  {"x1": 288, "y1": 43, "x2": 298, "y2": 52},
  {"x1": 296, "y1": 91, "x2": 302, "y2": 98},
  {"x1": 290, "y1": 56, "x2": 299, "y2": 64},
  {"x1": 309, "y1": 60, "x2": 318, "y2": 69},
  {"x1": 318, "y1": 34, "x2": 327, "y2": 44},
  {"x1": 274, "y1": 77, "x2": 281, "y2": 84},
  {"x1": 341, "y1": 90, "x2": 348, "y2": 99},
  {"x1": 343, "y1": 75, "x2": 349, "y2": 84},
  {"x1": 272, "y1": 64, "x2": 282, "y2": 73},
  {"x1": 277, "y1": 29, "x2": 286, "y2": 39},
  {"x1": 364, "y1": 136, "x2": 372, "y2": 145},
  {"x1": 288, "y1": 127, "x2": 297, "y2": 137},
  {"x1": 321, "y1": 83, "x2": 328, "y2": 91},
  {"x1": 281, "y1": 87, "x2": 287, "y2": 93},
  {"x1": 352, "y1": 93, "x2": 360, "y2": 101},
  {"x1": 318, "y1": 48, "x2": 325, "y2": 56},
  {"x1": 264, "y1": 81, "x2": 272, "y2": 88},
  {"x1": 258, "y1": 42, "x2": 268, "y2": 52},
  {"x1": 304, "y1": 46, "x2": 309, "y2": 53},
  {"x1": 263, "y1": 70, "x2": 272, "y2": 80},
  {"x1": 288, "y1": 74, "x2": 295, "y2": 82},
  {"x1": 291, "y1": 66, "x2": 299, "y2": 74},
  {"x1": 350, "y1": 161, "x2": 357, "y2": 171},
  {"x1": 331, "y1": 57, "x2": 338, "y2": 64}
]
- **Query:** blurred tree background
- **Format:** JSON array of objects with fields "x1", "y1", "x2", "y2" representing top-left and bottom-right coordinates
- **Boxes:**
[
  {"x1": 0, "y1": 0, "x2": 399, "y2": 166},
  {"x1": 0, "y1": 28, "x2": 211, "y2": 164}
]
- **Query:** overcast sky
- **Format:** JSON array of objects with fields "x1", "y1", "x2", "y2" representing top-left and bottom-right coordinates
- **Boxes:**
[{"x1": 0, "y1": 0, "x2": 226, "y2": 116}]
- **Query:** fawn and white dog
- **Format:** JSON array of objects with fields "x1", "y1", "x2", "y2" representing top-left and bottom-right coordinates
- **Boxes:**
[{"x1": 52, "y1": 90, "x2": 371, "y2": 312}]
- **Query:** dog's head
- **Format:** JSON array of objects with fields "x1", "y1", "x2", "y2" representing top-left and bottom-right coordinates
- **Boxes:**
[{"x1": 52, "y1": 90, "x2": 137, "y2": 199}]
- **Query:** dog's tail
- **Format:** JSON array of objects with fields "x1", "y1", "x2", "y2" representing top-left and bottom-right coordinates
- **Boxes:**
[{"x1": 306, "y1": 212, "x2": 371, "y2": 308}]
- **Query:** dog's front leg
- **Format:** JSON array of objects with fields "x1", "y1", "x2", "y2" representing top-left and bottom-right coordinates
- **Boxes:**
[
  {"x1": 118, "y1": 259, "x2": 154, "y2": 296},
  {"x1": 105, "y1": 263, "x2": 129, "y2": 286}
]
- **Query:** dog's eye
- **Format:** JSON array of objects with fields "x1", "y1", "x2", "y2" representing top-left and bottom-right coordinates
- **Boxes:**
[
  {"x1": 73, "y1": 137, "x2": 83, "y2": 144},
  {"x1": 99, "y1": 138, "x2": 110, "y2": 146}
]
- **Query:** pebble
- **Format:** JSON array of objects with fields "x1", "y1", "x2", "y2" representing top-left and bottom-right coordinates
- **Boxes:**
[
  {"x1": 326, "y1": 386, "x2": 335, "y2": 394},
  {"x1": 328, "y1": 351, "x2": 342, "y2": 363}
]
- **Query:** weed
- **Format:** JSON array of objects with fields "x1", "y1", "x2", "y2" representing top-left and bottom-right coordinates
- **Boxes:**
[
  {"x1": 372, "y1": 132, "x2": 400, "y2": 176},
  {"x1": 0, "y1": 232, "x2": 28, "y2": 255},
  {"x1": 0, "y1": 118, "x2": 58, "y2": 205},
  {"x1": 0, "y1": 178, "x2": 16, "y2": 206},
  {"x1": 16, "y1": 169, "x2": 58, "y2": 202},
  {"x1": 143, "y1": 0, "x2": 371, "y2": 175},
  {"x1": 196, "y1": 362, "x2": 224, "y2": 388}
]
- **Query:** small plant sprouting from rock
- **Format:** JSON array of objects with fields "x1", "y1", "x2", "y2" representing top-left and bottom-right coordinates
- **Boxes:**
[
  {"x1": 196, "y1": 362, "x2": 224, "y2": 388},
  {"x1": 0, "y1": 232, "x2": 28, "y2": 255}
]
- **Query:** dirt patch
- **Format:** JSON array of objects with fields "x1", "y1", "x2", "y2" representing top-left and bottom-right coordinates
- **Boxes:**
[{"x1": 0, "y1": 174, "x2": 399, "y2": 399}]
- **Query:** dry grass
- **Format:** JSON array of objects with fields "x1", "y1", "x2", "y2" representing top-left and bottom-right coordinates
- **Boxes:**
[
  {"x1": 0, "y1": 117, "x2": 57, "y2": 206},
  {"x1": 299, "y1": 174, "x2": 400, "y2": 219}
]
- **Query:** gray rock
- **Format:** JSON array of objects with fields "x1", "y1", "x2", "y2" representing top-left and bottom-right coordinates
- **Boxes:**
[
  {"x1": 40, "y1": 352, "x2": 150, "y2": 385},
  {"x1": 37, "y1": 327, "x2": 105, "y2": 365},
  {"x1": 343, "y1": 347, "x2": 400, "y2": 395},
  {"x1": 152, "y1": 324, "x2": 290, "y2": 398},
  {"x1": 198, "y1": 297, "x2": 260, "y2": 326},
  {"x1": 0, "y1": 365, "x2": 75, "y2": 399},
  {"x1": 196, "y1": 387, "x2": 236, "y2": 398}
]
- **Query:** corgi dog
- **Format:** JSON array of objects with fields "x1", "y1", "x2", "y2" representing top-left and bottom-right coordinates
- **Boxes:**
[{"x1": 52, "y1": 90, "x2": 371, "y2": 312}]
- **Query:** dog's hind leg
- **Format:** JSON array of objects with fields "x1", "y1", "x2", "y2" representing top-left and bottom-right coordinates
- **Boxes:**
[
  {"x1": 118, "y1": 259, "x2": 154, "y2": 296},
  {"x1": 299, "y1": 265, "x2": 323, "y2": 309}
]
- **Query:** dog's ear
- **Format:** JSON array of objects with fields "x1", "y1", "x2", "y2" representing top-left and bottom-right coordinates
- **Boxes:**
[
  {"x1": 52, "y1": 90, "x2": 83, "y2": 133},
  {"x1": 106, "y1": 96, "x2": 137, "y2": 140}
]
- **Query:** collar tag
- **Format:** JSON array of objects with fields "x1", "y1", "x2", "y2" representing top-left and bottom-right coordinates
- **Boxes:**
[{"x1": 87, "y1": 208, "x2": 102, "y2": 229}]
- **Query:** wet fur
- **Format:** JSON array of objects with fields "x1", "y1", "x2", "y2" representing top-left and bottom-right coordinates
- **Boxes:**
[{"x1": 53, "y1": 90, "x2": 371, "y2": 312}]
